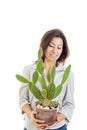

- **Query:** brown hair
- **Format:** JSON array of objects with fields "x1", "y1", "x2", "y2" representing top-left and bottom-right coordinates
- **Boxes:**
[{"x1": 40, "y1": 29, "x2": 70, "y2": 66}]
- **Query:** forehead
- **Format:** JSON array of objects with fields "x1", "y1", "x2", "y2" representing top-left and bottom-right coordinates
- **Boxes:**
[{"x1": 50, "y1": 37, "x2": 63, "y2": 46}]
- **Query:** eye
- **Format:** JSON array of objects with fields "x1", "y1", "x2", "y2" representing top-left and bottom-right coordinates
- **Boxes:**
[
  {"x1": 48, "y1": 44, "x2": 54, "y2": 47},
  {"x1": 57, "y1": 47, "x2": 62, "y2": 50}
]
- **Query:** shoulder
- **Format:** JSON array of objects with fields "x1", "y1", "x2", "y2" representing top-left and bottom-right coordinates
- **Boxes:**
[
  {"x1": 22, "y1": 63, "x2": 36, "y2": 77},
  {"x1": 68, "y1": 71, "x2": 74, "y2": 81},
  {"x1": 64, "y1": 64, "x2": 74, "y2": 80},
  {"x1": 23, "y1": 63, "x2": 36, "y2": 71},
  {"x1": 56, "y1": 63, "x2": 65, "y2": 72},
  {"x1": 62, "y1": 64, "x2": 74, "y2": 85},
  {"x1": 56, "y1": 63, "x2": 74, "y2": 78}
]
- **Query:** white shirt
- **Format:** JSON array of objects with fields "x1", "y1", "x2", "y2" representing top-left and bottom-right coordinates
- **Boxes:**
[{"x1": 19, "y1": 63, "x2": 74, "y2": 130}]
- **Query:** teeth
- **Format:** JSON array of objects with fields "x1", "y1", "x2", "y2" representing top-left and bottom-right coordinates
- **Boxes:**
[{"x1": 50, "y1": 54, "x2": 57, "y2": 57}]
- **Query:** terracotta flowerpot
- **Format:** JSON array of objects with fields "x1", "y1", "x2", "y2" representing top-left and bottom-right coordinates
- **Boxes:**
[{"x1": 35, "y1": 102, "x2": 58, "y2": 126}]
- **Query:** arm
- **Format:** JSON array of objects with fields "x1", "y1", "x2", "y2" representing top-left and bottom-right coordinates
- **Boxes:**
[
  {"x1": 47, "y1": 72, "x2": 74, "y2": 129},
  {"x1": 22, "y1": 104, "x2": 48, "y2": 129},
  {"x1": 58, "y1": 72, "x2": 75, "y2": 122},
  {"x1": 19, "y1": 65, "x2": 48, "y2": 129},
  {"x1": 22, "y1": 104, "x2": 32, "y2": 117}
]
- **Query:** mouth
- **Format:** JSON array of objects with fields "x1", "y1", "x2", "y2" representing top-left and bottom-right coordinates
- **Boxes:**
[{"x1": 49, "y1": 53, "x2": 58, "y2": 59}]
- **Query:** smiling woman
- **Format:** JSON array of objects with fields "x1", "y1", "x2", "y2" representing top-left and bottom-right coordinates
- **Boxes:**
[
  {"x1": 40, "y1": 29, "x2": 69, "y2": 67},
  {"x1": 18, "y1": 29, "x2": 74, "y2": 130},
  {"x1": 44, "y1": 37, "x2": 63, "y2": 67}
]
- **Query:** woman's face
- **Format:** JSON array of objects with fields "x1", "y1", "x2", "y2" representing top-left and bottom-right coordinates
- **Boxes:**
[{"x1": 44, "y1": 37, "x2": 63, "y2": 62}]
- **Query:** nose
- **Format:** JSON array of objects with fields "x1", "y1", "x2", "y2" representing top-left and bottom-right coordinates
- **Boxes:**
[{"x1": 52, "y1": 47, "x2": 58, "y2": 53}]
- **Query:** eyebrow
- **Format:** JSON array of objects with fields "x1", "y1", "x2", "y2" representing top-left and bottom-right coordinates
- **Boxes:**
[{"x1": 50, "y1": 42, "x2": 63, "y2": 46}]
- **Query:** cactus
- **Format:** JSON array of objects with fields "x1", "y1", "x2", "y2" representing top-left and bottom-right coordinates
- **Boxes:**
[{"x1": 16, "y1": 48, "x2": 71, "y2": 108}]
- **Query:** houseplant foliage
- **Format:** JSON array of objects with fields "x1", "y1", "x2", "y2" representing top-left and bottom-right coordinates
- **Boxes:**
[{"x1": 16, "y1": 48, "x2": 71, "y2": 125}]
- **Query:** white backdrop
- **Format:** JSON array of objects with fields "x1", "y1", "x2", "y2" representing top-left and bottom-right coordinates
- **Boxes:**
[{"x1": 0, "y1": 0, "x2": 87, "y2": 129}]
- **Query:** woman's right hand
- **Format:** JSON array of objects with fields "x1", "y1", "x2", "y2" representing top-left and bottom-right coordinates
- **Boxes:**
[
  {"x1": 30, "y1": 111, "x2": 48, "y2": 129},
  {"x1": 22, "y1": 104, "x2": 48, "y2": 129}
]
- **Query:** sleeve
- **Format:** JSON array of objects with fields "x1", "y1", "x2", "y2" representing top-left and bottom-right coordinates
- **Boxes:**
[
  {"x1": 19, "y1": 65, "x2": 31, "y2": 112},
  {"x1": 59, "y1": 72, "x2": 75, "y2": 122}
]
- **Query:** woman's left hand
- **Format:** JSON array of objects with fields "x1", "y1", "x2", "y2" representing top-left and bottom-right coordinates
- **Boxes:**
[
  {"x1": 56, "y1": 112, "x2": 66, "y2": 122},
  {"x1": 45, "y1": 112, "x2": 66, "y2": 129}
]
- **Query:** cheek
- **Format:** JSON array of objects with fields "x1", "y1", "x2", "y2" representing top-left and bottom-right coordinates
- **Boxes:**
[
  {"x1": 45, "y1": 48, "x2": 51, "y2": 54},
  {"x1": 44, "y1": 49, "x2": 49, "y2": 57},
  {"x1": 57, "y1": 50, "x2": 62, "y2": 58},
  {"x1": 59, "y1": 49, "x2": 63, "y2": 55}
]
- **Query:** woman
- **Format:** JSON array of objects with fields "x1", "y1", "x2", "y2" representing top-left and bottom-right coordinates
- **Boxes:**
[{"x1": 19, "y1": 29, "x2": 74, "y2": 130}]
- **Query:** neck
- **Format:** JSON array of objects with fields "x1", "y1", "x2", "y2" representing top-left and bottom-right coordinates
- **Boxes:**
[
  {"x1": 44, "y1": 60, "x2": 51, "y2": 74},
  {"x1": 44, "y1": 59, "x2": 56, "y2": 74}
]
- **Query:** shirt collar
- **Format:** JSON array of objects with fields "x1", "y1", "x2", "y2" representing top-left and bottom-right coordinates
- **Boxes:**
[
  {"x1": 56, "y1": 63, "x2": 65, "y2": 72},
  {"x1": 31, "y1": 63, "x2": 65, "y2": 72}
]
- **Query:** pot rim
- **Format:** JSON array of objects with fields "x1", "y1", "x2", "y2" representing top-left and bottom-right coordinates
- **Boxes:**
[{"x1": 36, "y1": 107, "x2": 58, "y2": 111}]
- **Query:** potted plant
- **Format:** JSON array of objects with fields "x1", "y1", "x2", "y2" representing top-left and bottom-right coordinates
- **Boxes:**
[{"x1": 16, "y1": 48, "x2": 71, "y2": 125}]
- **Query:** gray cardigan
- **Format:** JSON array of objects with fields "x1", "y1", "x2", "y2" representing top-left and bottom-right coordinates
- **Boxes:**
[{"x1": 19, "y1": 63, "x2": 74, "y2": 130}]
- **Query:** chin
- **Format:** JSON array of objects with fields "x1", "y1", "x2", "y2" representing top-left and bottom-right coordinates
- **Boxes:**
[
  {"x1": 49, "y1": 58, "x2": 56, "y2": 61},
  {"x1": 50, "y1": 57, "x2": 58, "y2": 61}
]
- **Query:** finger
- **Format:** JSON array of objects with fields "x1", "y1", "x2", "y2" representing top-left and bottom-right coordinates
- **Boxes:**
[
  {"x1": 33, "y1": 118, "x2": 45, "y2": 124},
  {"x1": 46, "y1": 122, "x2": 57, "y2": 128},
  {"x1": 32, "y1": 111, "x2": 37, "y2": 115},
  {"x1": 33, "y1": 122, "x2": 48, "y2": 128},
  {"x1": 31, "y1": 111, "x2": 37, "y2": 119}
]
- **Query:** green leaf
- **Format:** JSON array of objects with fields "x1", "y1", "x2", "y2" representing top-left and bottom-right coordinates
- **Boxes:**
[
  {"x1": 30, "y1": 84, "x2": 43, "y2": 100},
  {"x1": 53, "y1": 85, "x2": 62, "y2": 98},
  {"x1": 47, "y1": 62, "x2": 56, "y2": 83},
  {"x1": 47, "y1": 70, "x2": 51, "y2": 83},
  {"x1": 32, "y1": 71, "x2": 38, "y2": 84},
  {"x1": 51, "y1": 66, "x2": 56, "y2": 82},
  {"x1": 50, "y1": 101, "x2": 59, "y2": 108},
  {"x1": 38, "y1": 75, "x2": 47, "y2": 89},
  {"x1": 36, "y1": 59, "x2": 43, "y2": 71},
  {"x1": 47, "y1": 83, "x2": 56, "y2": 100},
  {"x1": 41, "y1": 89, "x2": 47, "y2": 98},
  {"x1": 61, "y1": 64, "x2": 71, "y2": 85},
  {"x1": 16, "y1": 74, "x2": 29, "y2": 83},
  {"x1": 38, "y1": 66, "x2": 44, "y2": 74},
  {"x1": 38, "y1": 48, "x2": 43, "y2": 59},
  {"x1": 28, "y1": 82, "x2": 32, "y2": 90}
]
